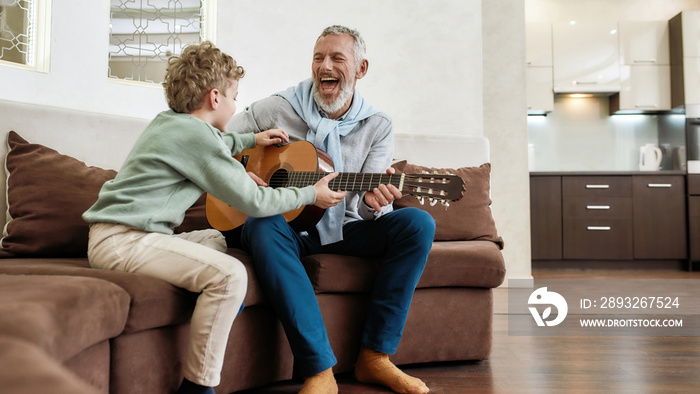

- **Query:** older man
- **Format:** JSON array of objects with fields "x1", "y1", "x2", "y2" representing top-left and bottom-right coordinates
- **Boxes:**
[{"x1": 230, "y1": 25, "x2": 434, "y2": 394}]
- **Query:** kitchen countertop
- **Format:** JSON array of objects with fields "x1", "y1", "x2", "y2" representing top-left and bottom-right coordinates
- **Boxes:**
[{"x1": 530, "y1": 171, "x2": 688, "y2": 176}]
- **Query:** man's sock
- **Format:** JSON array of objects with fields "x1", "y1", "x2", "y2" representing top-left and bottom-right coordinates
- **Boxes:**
[
  {"x1": 176, "y1": 378, "x2": 215, "y2": 394},
  {"x1": 299, "y1": 367, "x2": 338, "y2": 394},
  {"x1": 354, "y1": 346, "x2": 429, "y2": 394}
]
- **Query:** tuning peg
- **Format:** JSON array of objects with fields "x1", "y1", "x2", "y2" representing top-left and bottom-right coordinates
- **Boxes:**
[
  {"x1": 419, "y1": 197, "x2": 425, "y2": 205},
  {"x1": 441, "y1": 200, "x2": 450, "y2": 209},
  {"x1": 430, "y1": 198, "x2": 438, "y2": 207}
]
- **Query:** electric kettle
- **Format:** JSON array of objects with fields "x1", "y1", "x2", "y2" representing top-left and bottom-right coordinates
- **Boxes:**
[{"x1": 639, "y1": 144, "x2": 662, "y2": 171}]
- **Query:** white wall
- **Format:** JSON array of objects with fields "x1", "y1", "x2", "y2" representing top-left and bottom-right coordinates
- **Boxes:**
[
  {"x1": 0, "y1": 0, "x2": 485, "y2": 135},
  {"x1": 482, "y1": 0, "x2": 532, "y2": 285},
  {"x1": 0, "y1": 0, "x2": 533, "y2": 283},
  {"x1": 217, "y1": 0, "x2": 484, "y2": 138}
]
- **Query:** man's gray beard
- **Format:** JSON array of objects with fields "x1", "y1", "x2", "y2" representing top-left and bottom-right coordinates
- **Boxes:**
[{"x1": 313, "y1": 79, "x2": 354, "y2": 115}]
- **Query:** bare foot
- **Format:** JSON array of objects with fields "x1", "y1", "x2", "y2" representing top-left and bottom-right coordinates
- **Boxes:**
[
  {"x1": 354, "y1": 346, "x2": 429, "y2": 394},
  {"x1": 298, "y1": 368, "x2": 338, "y2": 394}
]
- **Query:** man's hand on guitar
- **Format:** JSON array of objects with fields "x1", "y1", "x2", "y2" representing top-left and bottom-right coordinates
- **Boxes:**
[
  {"x1": 313, "y1": 172, "x2": 348, "y2": 209},
  {"x1": 364, "y1": 167, "x2": 403, "y2": 212},
  {"x1": 255, "y1": 129, "x2": 290, "y2": 146}
]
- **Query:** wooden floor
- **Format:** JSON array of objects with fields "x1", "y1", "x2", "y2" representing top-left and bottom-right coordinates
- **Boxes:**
[{"x1": 239, "y1": 268, "x2": 700, "y2": 393}]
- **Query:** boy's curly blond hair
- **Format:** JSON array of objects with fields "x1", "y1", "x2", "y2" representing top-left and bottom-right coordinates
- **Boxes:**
[{"x1": 163, "y1": 41, "x2": 245, "y2": 114}]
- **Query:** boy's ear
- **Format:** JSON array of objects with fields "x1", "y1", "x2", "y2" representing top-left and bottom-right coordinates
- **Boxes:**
[{"x1": 206, "y1": 89, "x2": 220, "y2": 110}]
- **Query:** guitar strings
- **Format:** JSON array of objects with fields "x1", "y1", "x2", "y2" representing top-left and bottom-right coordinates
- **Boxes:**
[
  {"x1": 265, "y1": 171, "x2": 463, "y2": 201},
  {"x1": 267, "y1": 172, "x2": 401, "y2": 191}
]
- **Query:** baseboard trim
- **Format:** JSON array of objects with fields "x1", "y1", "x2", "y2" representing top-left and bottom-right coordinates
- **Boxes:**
[{"x1": 532, "y1": 259, "x2": 698, "y2": 271}]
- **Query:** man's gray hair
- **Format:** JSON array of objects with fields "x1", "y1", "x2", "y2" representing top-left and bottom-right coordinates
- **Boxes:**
[{"x1": 318, "y1": 25, "x2": 366, "y2": 65}]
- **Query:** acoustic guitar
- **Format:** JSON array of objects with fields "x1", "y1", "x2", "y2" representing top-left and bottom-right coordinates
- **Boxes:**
[{"x1": 205, "y1": 141, "x2": 465, "y2": 231}]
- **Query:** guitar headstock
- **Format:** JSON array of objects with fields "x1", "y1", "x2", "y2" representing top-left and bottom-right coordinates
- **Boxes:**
[{"x1": 402, "y1": 172, "x2": 465, "y2": 207}]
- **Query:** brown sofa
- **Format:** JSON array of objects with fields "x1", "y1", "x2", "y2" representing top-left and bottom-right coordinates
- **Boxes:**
[{"x1": 0, "y1": 129, "x2": 505, "y2": 393}]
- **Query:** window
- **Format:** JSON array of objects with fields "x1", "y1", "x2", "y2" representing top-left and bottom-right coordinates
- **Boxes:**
[
  {"x1": 108, "y1": 0, "x2": 215, "y2": 84},
  {"x1": 0, "y1": 0, "x2": 51, "y2": 71}
]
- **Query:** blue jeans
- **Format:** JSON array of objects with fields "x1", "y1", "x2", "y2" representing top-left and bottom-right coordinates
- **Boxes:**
[{"x1": 240, "y1": 207, "x2": 435, "y2": 377}]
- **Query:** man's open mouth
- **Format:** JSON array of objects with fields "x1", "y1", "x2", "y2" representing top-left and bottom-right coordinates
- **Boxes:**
[{"x1": 320, "y1": 77, "x2": 339, "y2": 92}]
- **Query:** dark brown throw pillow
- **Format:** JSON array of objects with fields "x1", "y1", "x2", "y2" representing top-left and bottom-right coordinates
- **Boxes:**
[
  {"x1": 392, "y1": 161, "x2": 504, "y2": 248},
  {"x1": 0, "y1": 131, "x2": 210, "y2": 257},
  {"x1": 0, "y1": 131, "x2": 118, "y2": 257}
]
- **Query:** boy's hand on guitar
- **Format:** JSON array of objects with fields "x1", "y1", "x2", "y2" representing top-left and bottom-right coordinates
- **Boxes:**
[
  {"x1": 255, "y1": 129, "x2": 290, "y2": 146},
  {"x1": 364, "y1": 167, "x2": 403, "y2": 212},
  {"x1": 247, "y1": 171, "x2": 267, "y2": 186},
  {"x1": 313, "y1": 172, "x2": 348, "y2": 209}
]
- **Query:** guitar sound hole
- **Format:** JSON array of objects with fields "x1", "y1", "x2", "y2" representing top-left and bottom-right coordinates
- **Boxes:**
[{"x1": 269, "y1": 170, "x2": 289, "y2": 188}]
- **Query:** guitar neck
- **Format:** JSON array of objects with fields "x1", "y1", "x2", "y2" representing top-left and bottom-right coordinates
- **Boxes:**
[{"x1": 284, "y1": 172, "x2": 403, "y2": 192}]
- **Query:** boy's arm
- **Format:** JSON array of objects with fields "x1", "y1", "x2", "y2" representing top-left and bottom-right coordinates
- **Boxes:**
[
  {"x1": 221, "y1": 131, "x2": 256, "y2": 156},
  {"x1": 195, "y1": 146, "x2": 317, "y2": 218}
]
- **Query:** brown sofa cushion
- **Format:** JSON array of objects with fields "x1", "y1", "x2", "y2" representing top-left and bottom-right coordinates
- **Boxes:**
[
  {"x1": 0, "y1": 131, "x2": 210, "y2": 258},
  {"x1": 416, "y1": 241, "x2": 506, "y2": 288},
  {"x1": 302, "y1": 240, "x2": 506, "y2": 294},
  {"x1": 0, "y1": 336, "x2": 101, "y2": 394},
  {"x1": 0, "y1": 261, "x2": 195, "y2": 333},
  {"x1": 0, "y1": 252, "x2": 266, "y2": 333},
  {"x1": 0, "y1": 274, "x2": 130, "y2": 361},
  {"x1": 392, "y1": 161, "x2": 504, "y2": 248}
]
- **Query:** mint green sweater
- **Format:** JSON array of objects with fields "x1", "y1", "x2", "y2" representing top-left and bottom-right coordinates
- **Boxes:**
[{"x1": 83, "y1": 110, "x2": 316, "y2": 234}]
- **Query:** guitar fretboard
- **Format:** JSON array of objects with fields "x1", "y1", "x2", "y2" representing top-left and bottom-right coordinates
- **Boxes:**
[{"x1": 269, "y1": 172, "x2": 403, "y2": 192}]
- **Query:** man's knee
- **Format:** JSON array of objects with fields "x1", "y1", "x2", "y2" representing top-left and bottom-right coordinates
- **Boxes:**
[
  {"x1": 393, "y1": 208, "x2": 436, "y2": 241},
  {"x1": 241, "y1": 215, "x2": 286, "y2": 246},
  {"x1": 242, "y1": 215, "x2": 287, "y2": 235}
]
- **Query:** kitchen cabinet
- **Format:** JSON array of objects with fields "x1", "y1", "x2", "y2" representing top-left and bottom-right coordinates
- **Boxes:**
[
  {"x1": 688, "y1": 175, "x2": 700, "y2": 262},
  {"x1": 670, "y1": 11, "x2": 700, "y2": 108},
  {"x1": 526, "y1": 23, "x2": 553, "y2": 67},
  {"x1": 562, "y1": 176, "x2": 633, "y2": 260},
  {"x1": 677, "y1": 11, "x2": 700, "y2": 58},
  {"x1": 530, "y1": 176, "x2": 562, "y2": 260},
  {"x1": 682, "y1": 57, "x2": 700, "y2": 105},
  {"x1": 527, "y1": 67, "x2": 554, "y2": 114},
  {"x1": 612, "y1": 65, "x2": 671, "y2": 112},
  {"x1": 618, "y1": 21, "x2": 670, "y2": 65},
  {"x1": 632, "y1": 175, "x2": 686, "y2": 259},
  {"x1": 612, "y1": 21, "x2": 671, "y2": 112},
  {"x1": 526, "y1": 23, "x2": 553, "y2": 114},
  {"x1": 552, "y1": 21, "x2": 620, "y2": 93},
  {"x1": 530, "y1": 173, "x2": 688, "y2": 262}
]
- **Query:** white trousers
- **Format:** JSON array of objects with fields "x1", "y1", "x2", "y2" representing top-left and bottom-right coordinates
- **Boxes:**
[{"x1": 87, "y1": 223, "x2": 247, "y2": 387}]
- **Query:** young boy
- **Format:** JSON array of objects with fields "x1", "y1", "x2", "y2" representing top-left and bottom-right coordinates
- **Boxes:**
[{"x1": 83, "y1": 41, "x2": 346, "y2": 394}]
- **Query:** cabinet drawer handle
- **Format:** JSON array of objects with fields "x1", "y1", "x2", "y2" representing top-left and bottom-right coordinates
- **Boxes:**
[
  {"x1": 635, "y1": 105, "x2": 658, "y2": 108},
  {"x1": 575, "y1": 81, "x2": 598, "y2": 85},
  {"x1": 648, "y1": 183, "x2": 672, "y2": 188},
  {"x1": 587, "y1": 226, "x2": 611, "y2": 231},
  {"x1": 633, "y1": 59, "x2": 657, "y2": 63},
  {"x1": 586, "y1": 184, "x2": 610, "y2": 189},
  {"x1": 586, "y1": 205, "x2": 611, "y2": 210}
]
